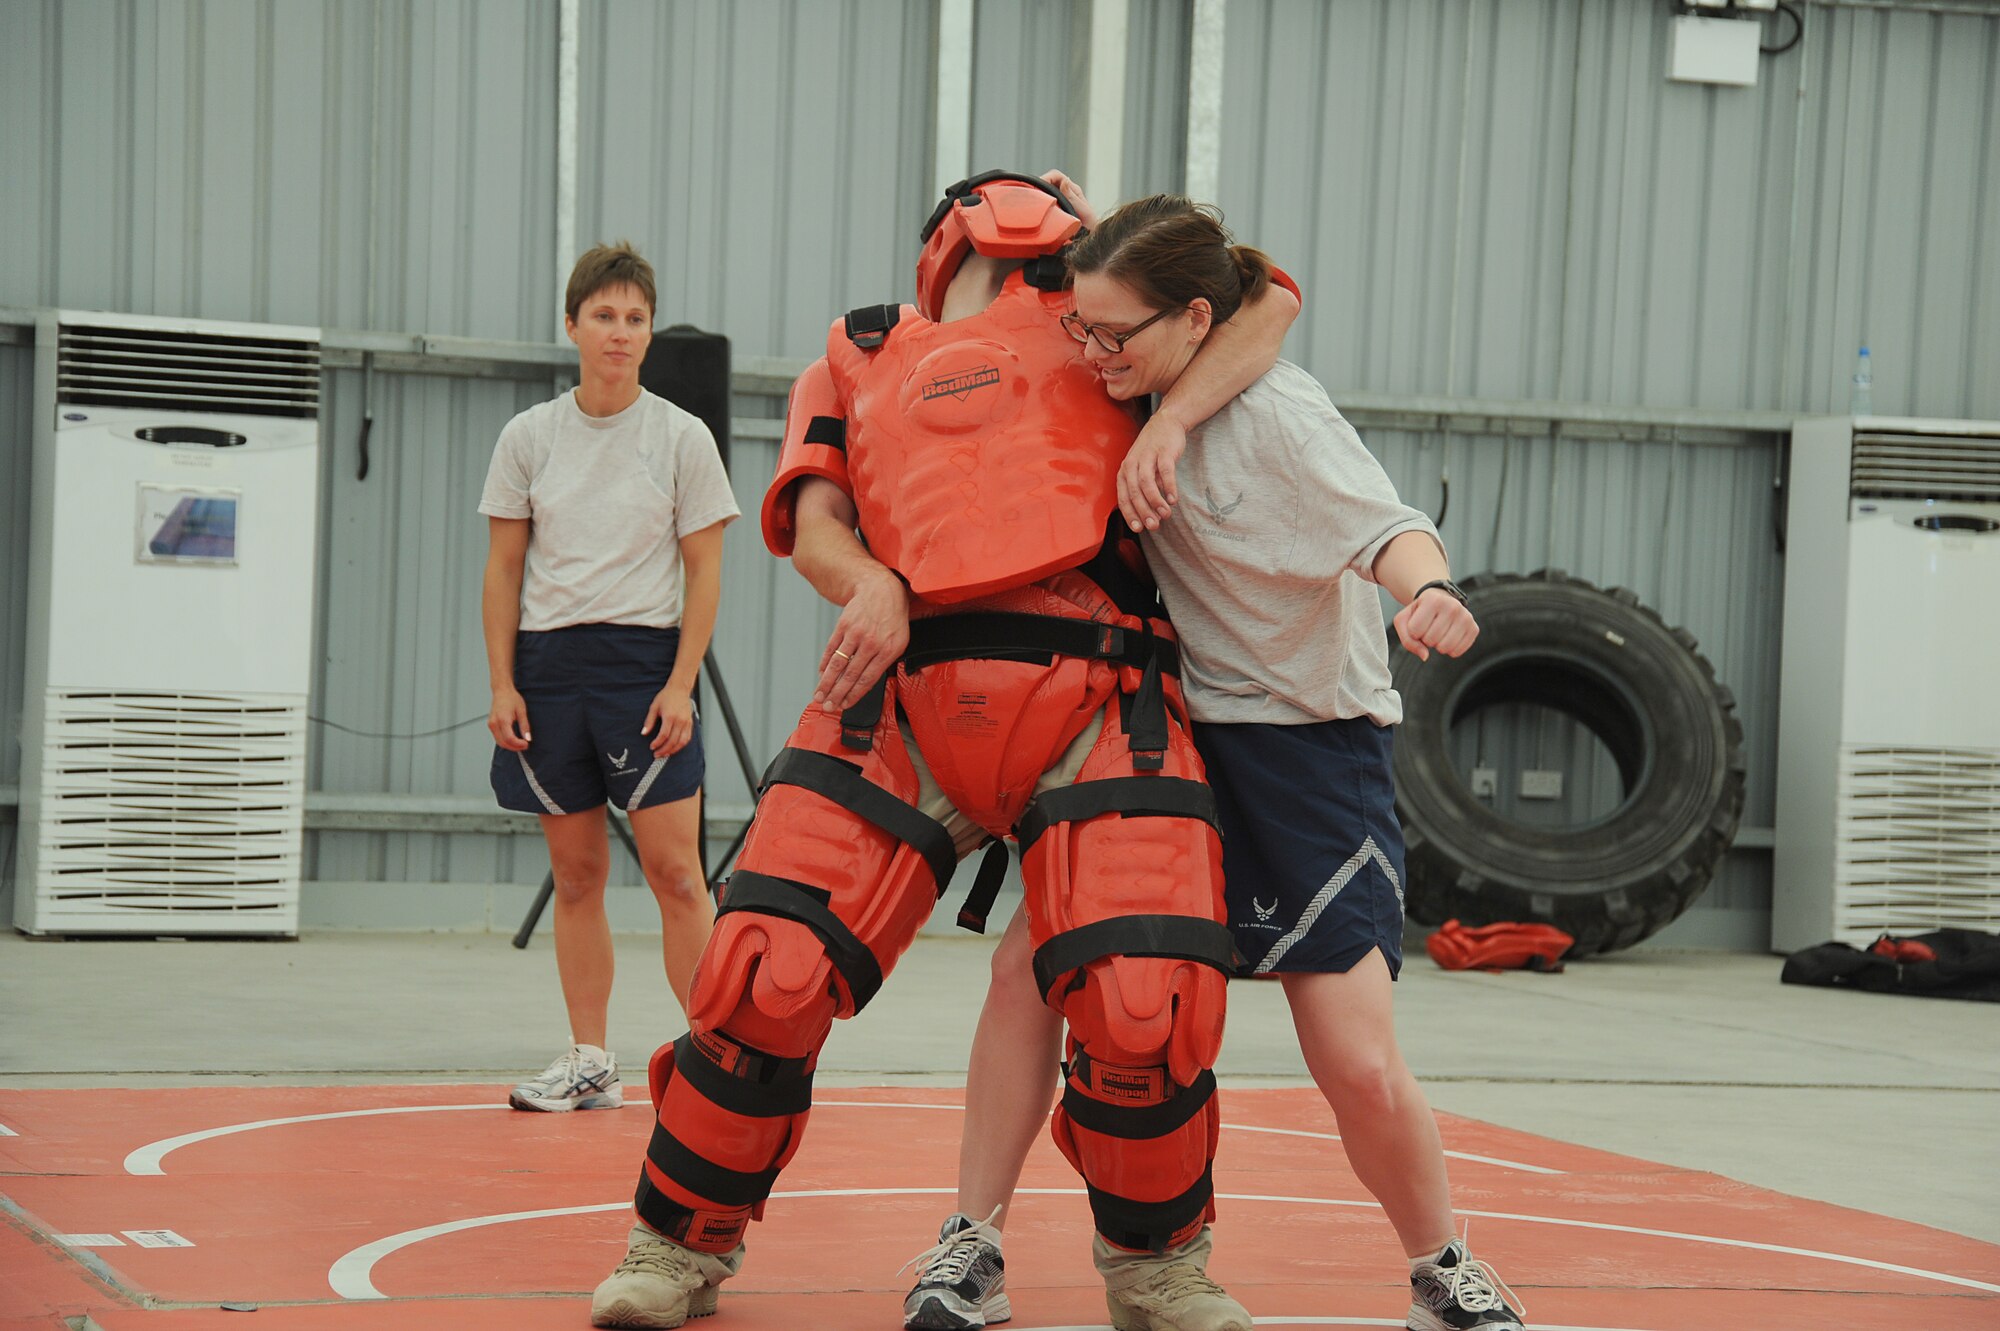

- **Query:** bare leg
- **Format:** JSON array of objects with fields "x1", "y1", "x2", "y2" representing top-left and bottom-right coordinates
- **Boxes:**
[
  {"x1": 957, "y1": 901, "x2": 1065, "y2": 1229},
  {"x1": 541, "y1": 807, "x2": 614, "y2": 1050},
  {"x1": 1281, "y1": 948, "x2": 1456, "y2": 1258},
  {"x1": 627, "y1": 793, "x2": 717, "y2": 1017}
]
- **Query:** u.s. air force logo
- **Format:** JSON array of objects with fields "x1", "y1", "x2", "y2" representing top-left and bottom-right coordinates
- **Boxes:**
[{"x1": 921, "y1": 364, "x2": 1001, "y2": 402}]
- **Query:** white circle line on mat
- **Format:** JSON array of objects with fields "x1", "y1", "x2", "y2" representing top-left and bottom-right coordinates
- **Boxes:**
[
  {"x1": 325, "y1": 1186, "x2": 2000, "y2": 1301},
  {"x1": 123, "y1": 1103, "x2": 507, "y2": 1176},
  {"x1": 121, "y1": 1097, "x2": 1562, "y2": 1177}
]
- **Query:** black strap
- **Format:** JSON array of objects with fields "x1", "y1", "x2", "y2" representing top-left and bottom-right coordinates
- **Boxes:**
[
  {"x1": 903, "y1": 612, "x2": 1179, "y2": 677},
  {"x1": 803, "y1": 415, "x2": 846, "y2": 452},
  {"x1": 957, "y1": 840, "x2": 1011, "y2": 934},
  {"x1": 844, "y1": 304, "x2": 901, "y2": 350},
  {"x1": 1074, "y1": 514, "x2": 1161, "y2": 620},
  {"x1": 1087, "y1": 1164, "x2": 1215, "y2": 1254},
  {"x1": 718, "y1": 871, "x2": 885, "y2": 1012},
  {"x1": 1125, "y1": 631, "x2": 1168, "y2": 771},
  {"x1": 1032, "y1": 914, "x2": 1239, "y2": 1002},
  {"x1": 1022, "y1": 251, "x2": 1070, "y2": 292},
  {"x1": 1015, "y1": 777, "x2": 1218, "y2": 854},
  {"x1": 838, "y1": 671, "x2": 890, "y2": 752},
  {"x1": 644, "y1": 1120, "x2": 782, "y2": 1208},
  {"x1": 1061, "y1": 1068, "x2": 1216, "y2": 1141},
  {"x1": 761, "y1": 748, "x2": 957, "y2": 893},
  {"x1": 684, "y1": 1027, "x2": 814, "y2": 1085},
  {"x1": 670, "y1": 1032, "x2": 814, "y2": 1118}
]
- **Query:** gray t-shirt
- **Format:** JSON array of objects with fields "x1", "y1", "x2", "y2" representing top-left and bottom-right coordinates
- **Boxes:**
[
  {"x1": 1141, "y1": 360, "x2": 1440, "y2": 727},
  {"x1": 478, "y1": 388, "x2": 740, "y2": 632}
]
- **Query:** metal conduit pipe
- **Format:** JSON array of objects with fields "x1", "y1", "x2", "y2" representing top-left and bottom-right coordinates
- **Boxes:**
[
  {"x1": 356, "y1": 0, "x2": 383, "y2": 482},
  {"x1": 555, "y1": 0, "x2": 578, "y2": 341},
  {"x1": 1808, "y1": 1, "x2": 2000, "y2": 14}
]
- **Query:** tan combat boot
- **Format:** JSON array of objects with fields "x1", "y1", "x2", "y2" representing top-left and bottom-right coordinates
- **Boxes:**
[
  {"x1": 1094, "y1": 1227, "x2": 1252, "y2": 1331},
  {"x1": 590, "y1": 1223, "x2": 744, "y2": 1328}
]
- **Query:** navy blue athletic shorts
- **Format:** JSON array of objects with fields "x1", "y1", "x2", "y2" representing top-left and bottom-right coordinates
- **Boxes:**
[
  {"x1": 490, "y1": 624, "x2": 704, "y2": 816},
  {"x1": 1192, "y1": 716, "x2": 1406, "y2": 978}
]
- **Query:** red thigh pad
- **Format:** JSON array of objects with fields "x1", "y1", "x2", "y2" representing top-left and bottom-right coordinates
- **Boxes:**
[
  {"x1": 702, "y1": 692, "x2": 948, "y2": 1027},
  {"x1": 1021, "y1": 700, "x2": 1230, "y2": 1084},
  {"x1": 1017, "y1": 696, "x2": 1234, "y2": 1252}
]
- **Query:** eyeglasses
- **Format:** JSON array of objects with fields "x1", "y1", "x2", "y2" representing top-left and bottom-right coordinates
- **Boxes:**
[{"x1": 1060, "y1": 306, "x2": 1185, "y2": 354}]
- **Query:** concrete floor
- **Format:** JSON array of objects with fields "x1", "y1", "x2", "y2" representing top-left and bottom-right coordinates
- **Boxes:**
[{"x1": 3, "y1": 919, "x2": 1996, "y2": 1247}]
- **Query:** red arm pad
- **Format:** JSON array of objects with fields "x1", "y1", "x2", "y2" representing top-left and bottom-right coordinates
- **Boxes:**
[{"x1": 760, "y1": 354, "x2": 851, "y2": 557}]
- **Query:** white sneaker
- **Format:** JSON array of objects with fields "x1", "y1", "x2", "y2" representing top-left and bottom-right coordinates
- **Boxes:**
[
  {"x1": 903, "y1": 1210, "x2": 1010, "y2": 1329},
  {"x1": 1407, "y1": 1237, "x2": 1527, "y2": 1330},
  {"x1": 508, "y1": 1044, "x2": 623, "y2": 1112}
]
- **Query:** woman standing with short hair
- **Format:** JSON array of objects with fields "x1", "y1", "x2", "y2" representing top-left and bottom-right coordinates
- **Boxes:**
[{"x1": 479, "y1": 242, "x2": 738, "y2": 1112}]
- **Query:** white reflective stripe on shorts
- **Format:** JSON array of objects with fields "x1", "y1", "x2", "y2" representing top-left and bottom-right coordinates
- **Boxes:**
[
  {"x1": 517, "y1": 752, "x2": 566, "y2": 815},
  {"x1": 625, "y1": 756, "x2": 668, "y2": 810},
  {"x1": 1254, "y1": 835, "x2": 1399, "y2": 975}
]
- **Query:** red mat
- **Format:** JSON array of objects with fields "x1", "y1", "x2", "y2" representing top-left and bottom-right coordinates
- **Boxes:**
[{"x1": 1, "y1": 1085, "x2": 1994, "y2": 1329}]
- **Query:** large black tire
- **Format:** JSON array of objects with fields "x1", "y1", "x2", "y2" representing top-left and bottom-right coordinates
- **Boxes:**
[{"x1": 1390, "y1": 569, "x2": 1746, "y2": 956}]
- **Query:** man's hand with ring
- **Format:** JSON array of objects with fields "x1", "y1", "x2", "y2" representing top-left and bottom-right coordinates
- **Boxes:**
[{"x1": 815, "y1": 570, "x2": 910, "y2": 711}]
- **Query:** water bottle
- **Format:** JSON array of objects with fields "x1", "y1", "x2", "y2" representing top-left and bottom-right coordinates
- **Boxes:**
[{"x1": 1850, "y1": 345, "x2": 1873, "y2": 416}]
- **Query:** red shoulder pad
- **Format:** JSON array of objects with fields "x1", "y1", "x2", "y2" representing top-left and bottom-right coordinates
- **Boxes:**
[
  {"x1": 760, "y1": 354, "x2": 850, "y2": 558},
  {"x1": 1267, "y1": 264, "x2": 1303, "y2": 312}
]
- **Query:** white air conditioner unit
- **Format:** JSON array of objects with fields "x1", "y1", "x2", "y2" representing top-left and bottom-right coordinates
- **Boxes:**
[
  {"x1": 1772, "y1": 416, "x2": 2000, "y2": 952},
  {"x1": 13, "y1": 311, "x2": 322, "y2": 936}
]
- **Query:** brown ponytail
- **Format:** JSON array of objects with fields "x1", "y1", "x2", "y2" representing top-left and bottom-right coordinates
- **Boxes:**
[
  {"x1": 1066, "y1": 195, "x2": 1268, "y2": 323},
  {"x1": 1230, "y1": 244, "x2": 1274, "y2": 308}
]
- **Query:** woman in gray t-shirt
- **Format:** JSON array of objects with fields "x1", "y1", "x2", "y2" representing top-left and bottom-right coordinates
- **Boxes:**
[
  {"x1": 927, "y1": 199, "x2": 1527, "y2": 1331},
  {"x1": 477, "y1": 243, "x2": 739, "y2": 1115}
]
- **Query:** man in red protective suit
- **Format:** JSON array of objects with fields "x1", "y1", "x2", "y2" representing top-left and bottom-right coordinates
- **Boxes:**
[{"x1": 590, "y1": 171, "x2": 1298, "y2": 1331}]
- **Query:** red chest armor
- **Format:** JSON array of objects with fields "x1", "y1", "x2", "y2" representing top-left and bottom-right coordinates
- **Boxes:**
[{"x1": 825, "y1": 274, "x2": 1138, "y2": 603}]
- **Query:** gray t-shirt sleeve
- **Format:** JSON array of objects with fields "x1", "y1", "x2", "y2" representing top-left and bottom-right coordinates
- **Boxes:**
[
  {"x1": 477, "y1": 414, "x2": 536, "y2": 520},
  {"x1": 671, "y1": 418, "x2": 742, "y2": 537},
  {"x1": 1289, "y1": 416, "x2": 1440, "y2": 586}
]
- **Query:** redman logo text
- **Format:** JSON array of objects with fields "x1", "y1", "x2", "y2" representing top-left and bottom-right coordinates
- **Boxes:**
[{"x1": 921, "y1": 364, "x2": 1002, "y2": 402}]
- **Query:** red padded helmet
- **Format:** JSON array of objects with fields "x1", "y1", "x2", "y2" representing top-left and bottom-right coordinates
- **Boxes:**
[{"x1": 915, "y1": 171, "x2": 1082, "y2": 321}]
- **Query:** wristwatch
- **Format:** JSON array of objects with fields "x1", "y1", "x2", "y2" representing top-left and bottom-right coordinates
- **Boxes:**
[{"x1": 1413, "y1": 578, "x2": 1468, "y2": 606}]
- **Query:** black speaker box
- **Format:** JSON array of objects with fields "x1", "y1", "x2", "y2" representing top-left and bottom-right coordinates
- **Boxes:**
[{"x1": 640, "y1": 324, "x2": 733, "y2": 475}]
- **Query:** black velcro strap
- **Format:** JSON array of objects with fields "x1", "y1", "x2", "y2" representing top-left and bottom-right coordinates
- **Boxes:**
[
  {"x1": 903, "y1": 612, "x2": 1180, "y2": 677},
  {"x1": 762, "y1": 748, "x2": 957, "y2": 894},
  {"x1": 1015, "y1": 777, "x2": 1218, "y2": 854},
  {"x1": 684, "y1": 1027, "x2": 813, "y2": 1086},
  {"x1": 1125, "y1": 640, "x2": 1168, "y2": 771},
  {"x1": 1032, "y1": 914, "x2": 1239, "y2": 1003},
  {"x1": 1062, "y1": 1069, "x2": 1216, "y2": 1141},
  {"x1": 840, "y1": 671, "x2": 890, "y2": 752},
  {"x1": 844, "y1": 304, "x2": 901, "y2": 349},
  {"x1": 1075, "y1": 514, "x2": 1162, "y2": 620},
  {"x1": 803, "y1": 415, "x2": 846, "y2": 452},
  {"x1": 1022, "y1": 251, "x2": 1069, "y2": 292},
  {"x1": 718, "y1": 871, "x2": 885, "y2": 1012},
  {"x1": 671, "y1": 1032, "x2": 813, "y2": 1118},
  {"x1": 635, "y1": 1174, "x2": 751, "y2": 1249},
  {"x1": 1086, "y1": 1164, "x2": 1215, "y2": 1254},
  {"x1": 644, "y1": 1120, "x2": 781, "y2": 1208},
  {"x1": 957, "y1": 840, "x2": 1011, "y2": 934}
]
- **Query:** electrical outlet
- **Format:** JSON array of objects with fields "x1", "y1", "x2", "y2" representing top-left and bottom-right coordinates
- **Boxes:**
[
  {"x1": 1469, "y1": 767, "x2": 1498, "y2": 799},
  {"x1": 1520, "y1": 769, "x2": 1564, "y2": 800}
]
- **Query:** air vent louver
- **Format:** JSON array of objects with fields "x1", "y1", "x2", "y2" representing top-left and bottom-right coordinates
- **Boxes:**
[
  {"x1": 1835, "y1": 744, "x2": 2000, "y2": 943},
  {"x1": 1849, "y1": 431, "x2": 2000, "y2": 503},
  {"x1": 33, "y1": 691, "x2": 307, "y2": 925},
  {"x1": 57, "y1": 324, "x2": 320, "y2": 419}
]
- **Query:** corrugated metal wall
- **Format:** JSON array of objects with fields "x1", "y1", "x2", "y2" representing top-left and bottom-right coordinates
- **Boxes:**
[
  {"x1": 1220, "y1": 0, "x2": 2000, "y2": 418},
  {"x1": 6, "y1": 0, "x2": 1998, "y2": 945}
]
